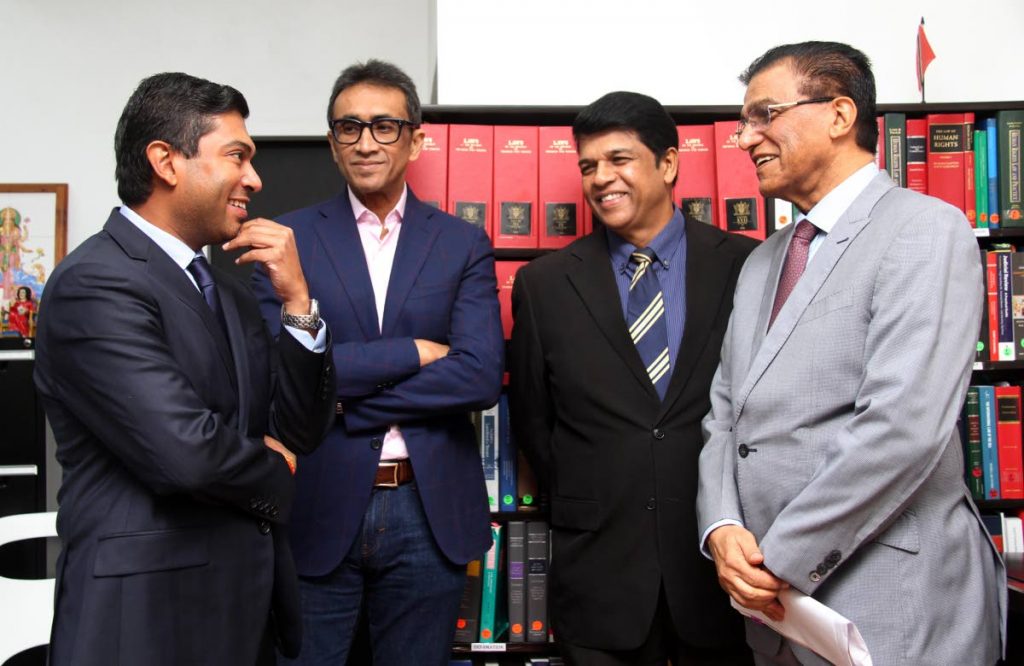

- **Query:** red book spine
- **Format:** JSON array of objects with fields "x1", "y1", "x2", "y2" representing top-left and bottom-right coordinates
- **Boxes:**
[
  {"x1": 965, "y1": 114, "x2": 977, "y2": 226},
  {"x1": 493, "y1": 126, "x2": 539, "y2": 249},
  {"x1": 495, "y1": 260, "x2": 527, "y2": 339},
  {"x1": 674, "y1": 124, "x2": 717, "y2": 227},
  {"x1": 448, "y1": 125, "x2": 494, "y2": 238},
  {"x1": 927, "y1": 113, "x2": 967, "y2": 212},
  {"x1": 538, "y1": 127, "x2": 584, "y2": 249},
  {"x1": 406, "y1": 123, "x2": 448, "y2": 211},
  {"x1": 988, "y1": 250, "x2": 999, "y2": 361},
  {"x1": 994, "y1": 385, "x2": 1024, "y2": 498},
  {"x1": 713, "y1": 121, "x2": 765, "y2": 240},
  {"x1": 906, "y1": 119, "x2": 928, "y2": 195}
]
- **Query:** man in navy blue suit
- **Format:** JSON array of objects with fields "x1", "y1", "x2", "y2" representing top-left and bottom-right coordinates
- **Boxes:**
[
  {"x1": 35, "y1": 72, "x2": 335, "y2": 665},
  {"x1": 251, "y1": 60, "x2": 504, "y2": 665}
]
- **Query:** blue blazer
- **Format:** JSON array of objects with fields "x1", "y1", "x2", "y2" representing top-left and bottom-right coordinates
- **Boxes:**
[{"x1": 252, "y1": 190, "x2": 503, "y2": 574}]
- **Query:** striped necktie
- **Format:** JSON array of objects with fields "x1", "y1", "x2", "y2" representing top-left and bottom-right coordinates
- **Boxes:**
[
  {"x1": 187, "y1": 253, "x2": 229, "y2": 337},
  {"x1": 627, "y1": 247, "x2": 671, "y2": 400}
]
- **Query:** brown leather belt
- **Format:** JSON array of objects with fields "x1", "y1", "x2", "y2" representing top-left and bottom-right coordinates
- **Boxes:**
[{"x1": 374, "y1": 459, "x2": 414, "y2": 488}]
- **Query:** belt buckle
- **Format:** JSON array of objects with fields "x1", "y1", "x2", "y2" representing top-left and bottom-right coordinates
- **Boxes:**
[{"x1": 377, "y1": 461, "x2": 400, "y2": 488}]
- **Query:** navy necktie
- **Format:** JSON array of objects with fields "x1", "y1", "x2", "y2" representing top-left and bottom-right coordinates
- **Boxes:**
[
  {"x1": 187, "y1": 254, "x2": 227, "y2": 331},
  {"x1": 627, "y1": 247, "x2": 671, "y2": 400}
]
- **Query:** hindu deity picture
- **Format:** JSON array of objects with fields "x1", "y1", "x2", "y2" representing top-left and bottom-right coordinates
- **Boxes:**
[{"x1": 0, "y1": 185, "x2": 67, "y2": 339}]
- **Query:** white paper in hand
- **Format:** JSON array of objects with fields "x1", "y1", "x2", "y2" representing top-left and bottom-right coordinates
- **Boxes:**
[{"x1": 731, "y1": 588, "x2": 872, "y2": 666}]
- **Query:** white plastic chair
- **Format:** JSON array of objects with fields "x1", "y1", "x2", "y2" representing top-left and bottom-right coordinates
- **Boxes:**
[{"x1": 0, "y1": 511, "x2": 57, "y2": 663}]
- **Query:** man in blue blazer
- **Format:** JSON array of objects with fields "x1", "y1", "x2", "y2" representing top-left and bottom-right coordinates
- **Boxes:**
[
  {"x1": 252, "y1": 60, "x2": 504, "y2": 665},
  {"x1": 34, "y1": 73, "x2": 336, "y2": 665}
]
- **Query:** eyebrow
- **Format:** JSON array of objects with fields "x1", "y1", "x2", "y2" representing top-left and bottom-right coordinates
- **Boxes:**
[
  {"x1": 225, "y1": 139, "x2": 255, "y2": 157},
  {"x1": 741, "y1": 97, "x2": 777, "y2": 113},
  {"x1": 338, "y1": 114, "x2": 407, "y2": 122}
]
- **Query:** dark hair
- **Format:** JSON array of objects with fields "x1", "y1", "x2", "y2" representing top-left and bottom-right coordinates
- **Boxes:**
[
  {"x1": 114, "y1": 72, "x2": 249, "y2": 206},
  {"x1": 326, "y1": 60, "x2": 422, "y2": 126},
  {"x1": 740, "y1": 41, "x2": 877, "y2": 153},
  {"x1": 17, "y1": 286, "x2": 31, "y2": 300},
  {"x1": 573, "y1": 91, "x2": 679, "y2": 182}
]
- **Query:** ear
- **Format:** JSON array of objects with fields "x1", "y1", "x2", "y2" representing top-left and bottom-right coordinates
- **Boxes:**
[
  {"x1": 145, "y1": 140, "x2": 179, "y2": 187},
  {"x1": 660, "y1": 145, "x2": 679, "y2": 186},
  {"x1": 407, "y1": 127, "x2": 426, "y2": 162},
  {"x1": 829, "y1": 97, "x2": 859, "y2": 140}
]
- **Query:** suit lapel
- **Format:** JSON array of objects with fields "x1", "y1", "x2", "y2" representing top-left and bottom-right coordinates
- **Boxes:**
[
  {"x1": 566, "y1": 232, "x2": 659, "y2": 400},
  {"x1": 381, "y1": 196, "x2": 440, "y2": 337},
  {"x1": 734, "y1": 173, "x2": 895, "y2": 420},
  {"x1": 659, "y1": 220, "x2": 735, "y2": 416},
  {"x1": 103, "y1": 211, "x2": 237, "y2": 380},
  {"x1": 313, "y1": 194, "x2": 381, "y2": 339}
]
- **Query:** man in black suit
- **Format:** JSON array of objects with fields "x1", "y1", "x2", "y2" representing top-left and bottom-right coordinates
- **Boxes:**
[
  {"x1": 509, "y1": 91, "x2": 755, "y2": 665},
  {"x1": 34, "y1": 72, "x2": 335, "y2": 665}
]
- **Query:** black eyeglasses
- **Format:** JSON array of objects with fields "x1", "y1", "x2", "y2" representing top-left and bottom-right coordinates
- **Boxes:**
[
  {"x1": 329, "y1": 117, "x2": 418, "y2": 145},
  {"x1": 733, "y1": 97, "x2": 835, "y2": 138}
]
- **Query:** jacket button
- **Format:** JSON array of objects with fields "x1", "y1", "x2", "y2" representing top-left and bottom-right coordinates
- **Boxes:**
[
  {"x1": 738, "y1": 444, "x2": 749, "y2": 458},
  {"x1": 335, "y1": 401, "x2": 344, "y2": 414},
  {"x1": 258, "y1": 520, "x2": 271, "y2": 535},
  {"x1": 826, "y1": 549, "x2": 842, "y2": 565},
  {"x1": 370, "y1": 437, "x2": 383, "y2": 450},
  {"x1": 816, "y1": 563, "x2": 829, "y2": 576},
  {"x1": 809, "y1": 571, "x2": 821, "y2": 583},
  {"x1": 249, "y1": 498, "x2": 259, "y2": 510},
  {"x1": 652, "y1": 428, "x2": 665, "y2": 440},
  {"x1": 645, "y1": 497, "x2": 656, "y2": 510}
]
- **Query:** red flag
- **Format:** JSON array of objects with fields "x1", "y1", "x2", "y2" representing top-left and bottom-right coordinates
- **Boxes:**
[{"x1": 917, "y1": 18, "x2": 936, "y2": 92}]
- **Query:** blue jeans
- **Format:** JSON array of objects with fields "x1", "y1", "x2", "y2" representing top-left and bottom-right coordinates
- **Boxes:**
[{"x1": 280, "y1": 482, "x2": 467, "y2": 666}]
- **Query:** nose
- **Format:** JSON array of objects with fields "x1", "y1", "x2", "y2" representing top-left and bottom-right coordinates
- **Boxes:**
[
  {"x1": 593, "y1": 160, "x2": 616, "y2": 186},
  {"x1": 735, "y1": 124, "x2": 761, "y2": 152},
  {"x1": 243, "y1": 161, "x2": 263, "y2": 193},
  {"x1": 355, "y1": 125, "x2": 378, "y2": 153}
]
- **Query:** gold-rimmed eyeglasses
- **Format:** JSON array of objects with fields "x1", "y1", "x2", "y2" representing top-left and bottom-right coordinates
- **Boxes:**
[{"x1": 733, "y1": 97, "x2": 835, "y2": 138}]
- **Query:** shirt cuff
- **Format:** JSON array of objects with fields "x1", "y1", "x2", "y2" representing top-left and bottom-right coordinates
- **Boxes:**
[
  {"x1": 700, "y1": 519, "x2": 744, "y2": 560},
  {"x1": 284, "y1": 323, "x2": 328, "y2": 353}
]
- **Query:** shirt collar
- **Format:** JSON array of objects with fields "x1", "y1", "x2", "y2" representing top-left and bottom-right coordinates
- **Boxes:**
[
  {"x1": 606, "y1": 207, "x2": 686, "y2": 273},
  {"x1": 799, "y1": 162, "x2": 879, "y2": 234},
  {"x1": 119, "y1": 205, "x2": 198, "y2": 269},
  {"x1": 348, "y1": 185, "x2": 408, "y2": 225}
]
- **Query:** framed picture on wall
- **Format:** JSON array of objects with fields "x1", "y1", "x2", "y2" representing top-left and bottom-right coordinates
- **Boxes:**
[{"x1": 0, "y1": 184, "x2": 68, "y2": 340}]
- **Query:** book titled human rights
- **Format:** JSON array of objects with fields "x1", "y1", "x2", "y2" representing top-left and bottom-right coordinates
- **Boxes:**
[
  {"x1": 926, "y1": 113, "x2": 973, "y2": 215},
  {"x1": 674, "y1": 124, "x2": 717, "y2": 227},
  {"x1": 405, "y1": 123, "x2": 448, "y2": 211},
  {"x1": 494, "y1": 126, "x2": 539, "y2": 248},
  {"x1": 448, "y1": 124, "x2": 494, "y2": 237},
  {"x1": 539, "y1": 126, "x2": 584, "y2": 249},
  {"x1": 713, "y1": 121, "x2": 765, "y2": 240}
]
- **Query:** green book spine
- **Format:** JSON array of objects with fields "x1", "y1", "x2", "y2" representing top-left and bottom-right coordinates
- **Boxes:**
[
  {"x1": 478, "y1": 523, "x2": 503, "y2": 643},
  {"x1": 976, "y1": 130, "x2": 989, "y2": 227},
  {"x1": 965, "y1": 387, "x2": 985, "y2": 499},
  {"x1": 998, "y1": 110, "x2": 1024, "y2": 227}
]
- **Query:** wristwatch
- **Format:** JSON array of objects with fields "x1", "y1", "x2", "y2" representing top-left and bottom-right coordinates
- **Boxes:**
[{"x1": 281, "y1": 299, "x2": 321, "y2": 332}]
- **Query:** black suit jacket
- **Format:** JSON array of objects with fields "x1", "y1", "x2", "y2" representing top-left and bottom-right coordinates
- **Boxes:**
[
  {"x1": 509, "y1": 219, "x2": 756, "y2": 650},
  {"x1": 34, "y1": 210, "x2": 335, "y2": 665}
]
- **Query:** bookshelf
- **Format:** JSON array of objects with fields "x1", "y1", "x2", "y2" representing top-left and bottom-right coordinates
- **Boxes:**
[{"x1": 218, "y1": 100, "x2": 1024, "y2": 666}]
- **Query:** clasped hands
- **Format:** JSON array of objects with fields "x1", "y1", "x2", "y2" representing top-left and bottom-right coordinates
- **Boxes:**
[{"x1": 707, "y1": 524, "x2": 789, "y2": 622}]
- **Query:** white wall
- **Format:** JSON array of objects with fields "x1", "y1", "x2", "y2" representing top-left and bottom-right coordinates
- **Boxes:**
[
  {"x1": 4, "y1": 0, "x2": 1023, "y2": 253},
  {"x1": 0, "y1": 0, "x2": 436, "y2": 251},
  {"x1": 437, "y1": 0, "x2": 1024, "y2": 105}
]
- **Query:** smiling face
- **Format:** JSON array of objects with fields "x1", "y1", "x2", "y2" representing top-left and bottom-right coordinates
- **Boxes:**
[
  {"x1": 173, "y1": 111, "x2": 261, "y2": 248},
  {"x1": 736, "y1": 61, "x2": 839, "y2": 213},
  {"x1": 328, "y1": 83, "x2": 423, "y2": 216},
  {"x1": 577, "y1": 129, "x2": 677, "y2": 248}
]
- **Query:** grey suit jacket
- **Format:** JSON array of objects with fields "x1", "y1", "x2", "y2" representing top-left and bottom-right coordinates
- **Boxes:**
[{"x1": 697, "y1": 172, "x2": 1006, "y2": 665}]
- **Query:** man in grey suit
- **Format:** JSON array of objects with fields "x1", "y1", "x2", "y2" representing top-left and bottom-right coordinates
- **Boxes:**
[{"x1": 697, "y1": 41, "x2": 1006, "y2": 664}]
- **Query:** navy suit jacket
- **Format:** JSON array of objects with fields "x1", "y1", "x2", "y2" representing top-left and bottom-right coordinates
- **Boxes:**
[
  {"x1": 251, "y1": 191, "x2": 503, "y2": 574},
  {"x1": 34, "y1": 210, "x2": 336, "y2": 664}
]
